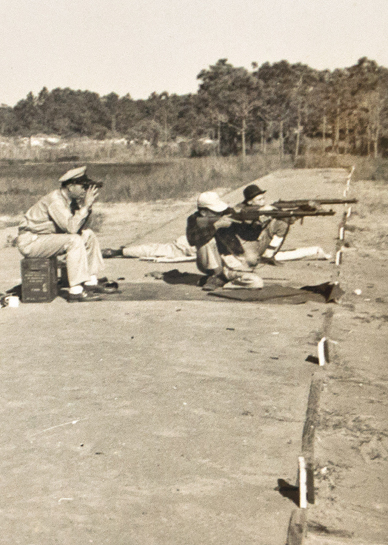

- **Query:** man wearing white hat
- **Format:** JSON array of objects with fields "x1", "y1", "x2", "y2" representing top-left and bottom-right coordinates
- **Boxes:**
[
  {"x1": 186, "y1": 191, "x2": 263, "y2": 290},
  {"x1": 17, "y1": 166, "x2": 105, "y2": 302}
]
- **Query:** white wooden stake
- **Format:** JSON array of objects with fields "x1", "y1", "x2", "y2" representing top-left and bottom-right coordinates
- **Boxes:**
[
  {"x1": 343, "y1": 187, "x2": 348, "y2": 197},
  {"x1": 339, "y1": 226, "x2": 345, "y2": 241},
  {"x1": 318, "y1": 337, "x2": 327, "y2": 366},
  {"x1": 298, "y1": 456, "x2": 307, "y2": 509},
  {"x1": 347, "y1": 206, "x2": 352, "y2": 219},
  {"x1": 347, "y1": 166, "x2": 355, "y2": 187},
  {"x1": 335, "y1": 249, "x2": 342, "y2": 266}
]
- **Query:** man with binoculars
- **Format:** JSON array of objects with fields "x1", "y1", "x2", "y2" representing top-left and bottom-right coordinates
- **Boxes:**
[{"x1": 17, "y1": 166, "x2": 106, "y2": 302}]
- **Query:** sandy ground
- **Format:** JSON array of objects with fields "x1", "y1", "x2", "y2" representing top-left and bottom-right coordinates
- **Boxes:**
[
  {"x1": 304, "y1": 181, "x2": 388, "y2": 545},
  {"x1": 0, "y1": 169, "x2": 387, "y2": 545}
]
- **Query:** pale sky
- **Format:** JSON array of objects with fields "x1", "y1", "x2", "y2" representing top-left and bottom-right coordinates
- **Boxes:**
[{"x1": 1, "y1": 0, "x2": 388, "y2": 106}]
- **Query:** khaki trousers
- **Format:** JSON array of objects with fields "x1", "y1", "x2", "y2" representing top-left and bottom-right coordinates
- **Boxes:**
[
  {"x1": 17, "y1": 229, "x2": 104, "y2": 287},
  {"x1": 196, "y1": 239, "x2": 263, "y2": 289},
  {"x1": 123, "y1": 240, "x2": 195, "y2": 259},
  {"x1": 221, "y1": 254, "x2": 264, "y2": 289}
]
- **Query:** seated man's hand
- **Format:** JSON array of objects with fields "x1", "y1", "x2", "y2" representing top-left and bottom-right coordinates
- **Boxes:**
[{"x1": 84, "y1": 185, "x2": 99, "y2": 210}]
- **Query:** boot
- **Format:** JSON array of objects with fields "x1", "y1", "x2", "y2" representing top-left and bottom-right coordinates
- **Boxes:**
[
  {"x1": 102, "y1": 248, "x2": 123, "y2": 258},
  {"x1": 202, "y1": 275, "x2": 227, "y2": 291}
]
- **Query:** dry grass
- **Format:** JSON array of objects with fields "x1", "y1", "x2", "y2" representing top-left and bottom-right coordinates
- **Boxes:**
[
  {"x1": 0, "y1": 153, "x2": 290, "y2": 216},
  {"x1": 3, "y1": 146, "x2": 387, "y2": 219},
  {"x1": 296, "y1": 148, "x2": 388, "y2": 184}
]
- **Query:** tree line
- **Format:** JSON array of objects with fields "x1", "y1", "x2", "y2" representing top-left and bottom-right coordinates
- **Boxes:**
[{"x1": 1, "y1": 57, "x2": 387, "y2": 157}]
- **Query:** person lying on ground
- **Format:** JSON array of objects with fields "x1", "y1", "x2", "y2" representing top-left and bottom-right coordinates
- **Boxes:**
[
  {"x1": 102, "y1": 235, "x2": 196, "y2": 261},
  {"x1": 186, "y1": 191, "x2": 264, "y2": 290},
  {"x1": 102, "y1": 236, "x2": 330, "y2": 263},
  {"x1": 16, "y1": 166, "x2": 115, "y2": 302}
]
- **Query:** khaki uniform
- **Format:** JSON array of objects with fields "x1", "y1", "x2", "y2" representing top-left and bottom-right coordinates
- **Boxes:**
[{"x1": 17, "y1": 189, "x2": 104, "y2": 287}]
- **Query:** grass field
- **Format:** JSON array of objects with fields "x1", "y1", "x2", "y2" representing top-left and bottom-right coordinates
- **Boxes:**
[
  {"x1": 1, "y1": 151, "x2": 387, "y2": 218},
  {"x1": 0, "y1": 153, "x2": 292, "y2": 217},
  {"x1": 297, "y1": 150, "x2": 388, "y2": 181}
]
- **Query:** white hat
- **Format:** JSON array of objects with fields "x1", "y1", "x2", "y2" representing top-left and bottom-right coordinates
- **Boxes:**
[
  {"x1": 197, "y1": 191, "x2": 228, "y2": 213},
  {"x1": 59, "y1": 166, "x2": 88, "y2": 183}
]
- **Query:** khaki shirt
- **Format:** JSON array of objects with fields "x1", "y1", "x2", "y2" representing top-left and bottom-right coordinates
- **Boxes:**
[{"x1": 19, "y1": 189, "x2": 90, "y2": 235}]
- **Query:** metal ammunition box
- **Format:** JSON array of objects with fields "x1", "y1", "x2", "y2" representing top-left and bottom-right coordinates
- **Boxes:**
[{"x1": 21, "y1": 257, "x2": 58, "y2": 303}]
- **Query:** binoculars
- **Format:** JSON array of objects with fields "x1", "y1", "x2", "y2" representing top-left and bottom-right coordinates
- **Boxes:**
[{"x1": 82, "y1": 180, "x2": 103, "y2": 189}]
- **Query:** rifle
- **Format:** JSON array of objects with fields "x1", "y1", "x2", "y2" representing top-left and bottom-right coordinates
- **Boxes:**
[
  {"x1": 272, "y1": 198, "x2": 357, "y2": 210},
  {"x1": 231, "y1": 207, "x2": 335, "y2": 222}
]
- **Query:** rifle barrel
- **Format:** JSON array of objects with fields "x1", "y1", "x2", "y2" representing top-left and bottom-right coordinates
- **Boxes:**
[
  {"x1": 273, "y1": 198, "x2": 357, "y2": 208},
  {"x1": 259, "y1": 209, "x2": 335, "y2": 217}
]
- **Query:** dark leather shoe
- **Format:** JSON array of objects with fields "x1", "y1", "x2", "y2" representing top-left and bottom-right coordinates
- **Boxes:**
[
  {"x1": 68, "y1": 291, "x2": 102, "y2": 303},
  {"x1": 100, "y1": 281, "x2": 119, "y2": 293},
  {"x1": 202, "y1": 275, "x2": 226, "y2": 291},
  {"x1": 83, "y1": 281, "x2": 119, "y2": 294},
  {"x1": 102, "y1": 248, "x2": 122, "y2": 258},
  {"x1": 198, "y1": 275, "x2": 209, "y2": 287}
]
